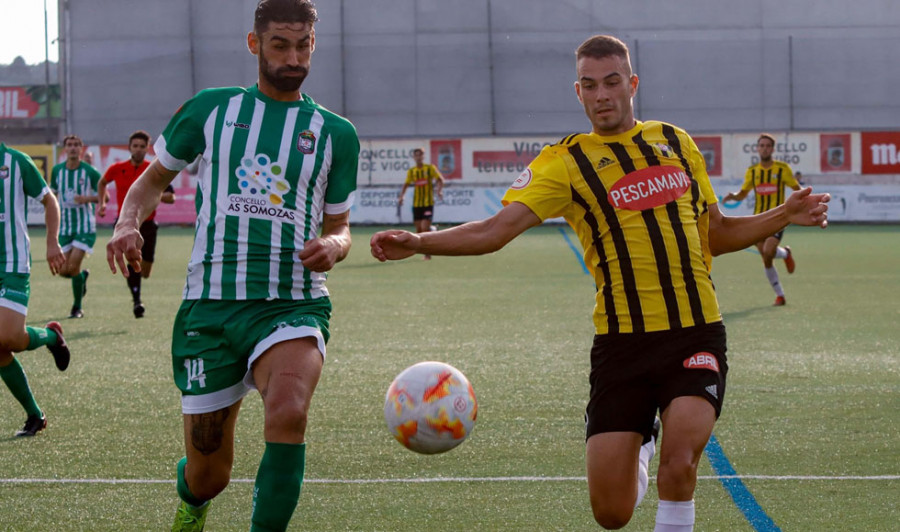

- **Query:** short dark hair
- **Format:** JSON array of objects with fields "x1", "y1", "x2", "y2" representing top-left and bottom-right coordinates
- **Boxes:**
[
  {"x1": 412, "y1": 148, "x2": 424, "y2": 156},
  {"x1": 129, "y1": 130, "x2": 150, "y2": 145},
  {"x1": 758, "y1": 133, "x2": 776, "y2": 145},
  {"x1": 62, "y1": 134, "x2": 82, "y2": 146},
  {"x1": 576, "y1": 35, "x2": 631, "y2": 66},
  {"x1": 254, "y1": 0, "x2": 318, "y2": 34}
]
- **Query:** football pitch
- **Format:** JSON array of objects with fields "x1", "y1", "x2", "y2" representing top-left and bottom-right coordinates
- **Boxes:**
[{"x1": 1, "y1": 223, "x2": 897, "y2": 531}]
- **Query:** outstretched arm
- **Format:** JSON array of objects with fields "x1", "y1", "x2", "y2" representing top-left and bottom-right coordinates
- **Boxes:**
[
  {"x1": 709, "y1": 187, "x2": 829, "y2": 256},
  {"x1": 370, "y1": 201, "x2": 542, "y2": 261},
  {"x1": 722, "y1": 189, "x2": 749, "y2": 203}
]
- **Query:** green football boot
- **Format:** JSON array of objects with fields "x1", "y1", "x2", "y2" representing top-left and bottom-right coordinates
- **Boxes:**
[{"x1": 172, "y1": 500, "x2": 210, "y2": 531}]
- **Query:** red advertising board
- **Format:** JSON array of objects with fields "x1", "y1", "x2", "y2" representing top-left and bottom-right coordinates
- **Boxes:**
[{"x1": 861, "y1": 131, "x2": 900, "y2": 174}]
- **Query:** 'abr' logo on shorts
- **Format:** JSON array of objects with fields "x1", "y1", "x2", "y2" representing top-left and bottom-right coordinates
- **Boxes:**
[{"x1": 683, "y1": 352, "x2": 720, "y2": 372}]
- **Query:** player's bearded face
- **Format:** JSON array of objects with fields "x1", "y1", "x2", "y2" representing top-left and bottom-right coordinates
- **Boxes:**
[{"x1": 259, "y1": 46, "x2": 309, "y2": 92}]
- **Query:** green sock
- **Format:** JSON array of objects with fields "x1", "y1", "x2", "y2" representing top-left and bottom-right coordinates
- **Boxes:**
[
  {"x1": 0, "y1": 359, "x2": 42, "y2": 417},
  {"x1": 72, "y1": 271, "x2": 85, "y2": 308},
  {"x1": 176, "y1": 456, "x2": 207, "y2": 508},
  {"x1": 25, "y1": 327, "x2": 58, "y2": 350},
  {"x1": 250, "y1": 442, "x2": 306, "y2": 532}
]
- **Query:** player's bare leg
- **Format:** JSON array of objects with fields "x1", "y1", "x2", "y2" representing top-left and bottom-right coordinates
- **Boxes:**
[
  {"x1": 654, "y1": 396, "x2": 717, "y2": 531},
  {"x1": 585, "y1": 431, "x2": 644, "y2": 529},
  {"x1": 248, "y1": 337, "x2": 323, "y2": 530},
  {"x1": 59, "y1": 248, "x2": 89, "y2": 318}
]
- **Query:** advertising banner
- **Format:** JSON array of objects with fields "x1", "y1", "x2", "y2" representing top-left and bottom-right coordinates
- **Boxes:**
[
  {"x1": 20, "y1": 132, "x2": 900, "y2": 226},
  {"x1": 0, "y1": 85, "x2": 62, "y2": 119},
  {"x1": 861, "y1": 131, "x2": 900, "y2": 175}
]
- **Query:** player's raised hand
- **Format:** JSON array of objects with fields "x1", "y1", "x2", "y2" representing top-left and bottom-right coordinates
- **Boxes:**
[
  {"x1": 370, "y1": 230, "x2": 420, "y2": 262},
  {"x1": 106, "y1": 226, "x2": 144, "y2": 278},
  {"x1": 785, "y1": 187, "x2": 830, "y2": 228}
]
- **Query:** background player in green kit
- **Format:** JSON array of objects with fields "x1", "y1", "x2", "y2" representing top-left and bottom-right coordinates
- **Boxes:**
[
  {"x1": 0, "y1": 144, "x2": 72, "y2": 437},
  {"x1": 50, "y1": 134, "x2": 102, "y2": 318},
  {"x1": 106, "y1": 1, "x2": 359, "y2": 530}
]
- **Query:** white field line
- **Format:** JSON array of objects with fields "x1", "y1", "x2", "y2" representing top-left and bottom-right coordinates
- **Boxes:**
[{"x1": 0, "y1": 475, "x2": 897, "y2": 485}]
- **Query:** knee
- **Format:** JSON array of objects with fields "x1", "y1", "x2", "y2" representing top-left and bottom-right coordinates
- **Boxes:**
[
  {"x1": 0, "y1": 335, "x2": 28, "y2": 353},
  {"x1": 264, "y1": 397, "x2": 310, "y2": 437},
  {"x1": 186, "y1": 461, "x2": 232, "y2": 500},
  {"x1": 657, "y1": 457, "x2": 698, "y2": 489},
  {"x1": 591, "y1": 504, "x2": 633, "y2": 530}
]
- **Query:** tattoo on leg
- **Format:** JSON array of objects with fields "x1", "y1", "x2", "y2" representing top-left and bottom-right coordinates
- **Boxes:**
[{"x1": 189, "y1": 410, "x2": 230, "y2": 456}]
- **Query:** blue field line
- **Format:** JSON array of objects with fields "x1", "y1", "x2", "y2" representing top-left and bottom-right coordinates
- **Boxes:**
[
  {"x1": 705, "y1": 433, "x2": 782, "y2": 532},
  {"x1": 557, "y1": 227, "x2": 590, "y2": 275}
]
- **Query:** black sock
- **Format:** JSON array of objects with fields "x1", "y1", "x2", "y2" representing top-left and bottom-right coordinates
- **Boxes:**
[{"x1": 127, "y1": 266, "x2": 142, "y2": 304}]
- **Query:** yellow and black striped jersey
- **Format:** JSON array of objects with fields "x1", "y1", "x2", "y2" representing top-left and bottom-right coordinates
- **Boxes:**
[
  {"x1": 502, "y1": 121, "x2": 723, "y2": 335},
  {"x1": 741, "y1": 161, "x2": 798, "y2": 214},
  {"x1": 404, "y1": 164, "x2": 441, "y2": 208}
]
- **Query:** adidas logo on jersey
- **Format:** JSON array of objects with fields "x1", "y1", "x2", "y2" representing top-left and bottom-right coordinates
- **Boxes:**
[
  {"x1": 705, "y1": 384, "x2": 718, "y2": 399},
  {"x1": 596, "y1": 157, "x2": 615, "y2": 170}
]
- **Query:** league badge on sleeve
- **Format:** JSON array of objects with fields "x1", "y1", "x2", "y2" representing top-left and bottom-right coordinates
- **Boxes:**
[
  {"x1": 510, "y1": 168, "x2": 533, "y2": 190},
  {"x1": 297, "y1": 130, "x2": 316, "y2": 155}
]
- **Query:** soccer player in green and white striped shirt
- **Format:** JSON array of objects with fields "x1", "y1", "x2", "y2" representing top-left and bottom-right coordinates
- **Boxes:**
[
  {"x1": 50, "y1": 134, "x2": 101, "y2": 318},
  {"x1": 0, "y1": 143, "x2": 72, "y2": 437},
  {"x1": 107, "y1": 1, "x2": 358, "y2": 530}
]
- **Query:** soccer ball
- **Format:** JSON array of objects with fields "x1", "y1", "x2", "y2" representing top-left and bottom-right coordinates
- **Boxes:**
[{"x1": 384, "y1": 361, "x2": 477, "y2": 454}]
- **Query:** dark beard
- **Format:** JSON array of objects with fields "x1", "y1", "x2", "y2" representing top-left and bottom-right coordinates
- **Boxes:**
[{"x1": 260, "y1": 50, "x2": 308, "y2": 93}]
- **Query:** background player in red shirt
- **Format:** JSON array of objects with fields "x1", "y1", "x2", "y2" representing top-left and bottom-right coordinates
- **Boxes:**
[{"x1": 98, "y1": 131, "x2": 175, "y2": 317}]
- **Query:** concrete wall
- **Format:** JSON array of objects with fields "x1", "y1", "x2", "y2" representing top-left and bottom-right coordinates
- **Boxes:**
[{"x1": 63, "y1": 0, "x2": 900, "y2": 144}]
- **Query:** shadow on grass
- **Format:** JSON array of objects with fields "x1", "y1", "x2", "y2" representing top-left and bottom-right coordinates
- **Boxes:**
[{"x1": 721, "y1": 305, "x2": 776, "y2": 321}]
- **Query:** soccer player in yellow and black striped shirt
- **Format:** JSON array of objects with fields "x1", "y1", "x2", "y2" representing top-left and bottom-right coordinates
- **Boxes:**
[
  {"x1": 398, "y1": 148, "x2": 444, "y2": 259},
  {"x1": 371, "y1": 35, "x2": 830, "y2": 531},
  {"x1": 723, "y1": 134, "x2": 801, "y2": 306}
]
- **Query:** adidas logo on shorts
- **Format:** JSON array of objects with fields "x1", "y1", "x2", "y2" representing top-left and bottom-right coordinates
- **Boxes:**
[{"x1": 705, "y1": 384, "x2": 718, "y2": 399}]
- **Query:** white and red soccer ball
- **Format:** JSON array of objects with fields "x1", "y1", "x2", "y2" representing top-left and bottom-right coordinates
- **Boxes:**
[{"x1": 384, "y1": 361, "x2": 478, "y2": 454}]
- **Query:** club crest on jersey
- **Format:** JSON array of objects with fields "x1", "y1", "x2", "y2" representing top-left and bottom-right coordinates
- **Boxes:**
[
  {"x1": 607, "y1": 165, "x2": 691, "y2": 211},
  {"x1": 297, "y1": 130, "x2": 316, "y2": 154},
  {"x1": 683, "y1": 352, "x2": 720, "y2": 372},
  {"x1": 228, "y1": 153, "x2": 297, "y2": 222},
  {"x1": 510, "y1": 168, "x2": 532, "y2": 190},
  {"x1": 0, "y1": 165, "x2": 8, "y2": 179},
  {"x1": 653, "y1": 143, "x2": 674, "y2": 158}
]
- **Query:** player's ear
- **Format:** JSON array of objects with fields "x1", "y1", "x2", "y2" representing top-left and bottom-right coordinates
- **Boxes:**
[
  {"x1": 574, "y1": 81, "x2": 583, "y2": 104},
  {"x1": 248, "y1": 31, "x2": 260, "y2": 56},
  {"x1": 309, "y1": 29, "x2": 316, "y2": 53},
  {"x1": 629, "y1": 74, "x2": 639, "y2": 96}
]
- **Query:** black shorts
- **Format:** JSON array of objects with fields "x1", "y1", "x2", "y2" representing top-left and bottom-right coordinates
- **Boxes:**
[
  {"x1": 139, "y1": 219, "x2": 159, "y2": 263},
  {"x1": 412, "y1": 206, "x2": 433, "y2": 222},
  {"x1": 585, "y1": 322, "x2": 728, "y2": 442},
  {"x1": 772, "y1": 229, "x2": 784, "y2": 241}
]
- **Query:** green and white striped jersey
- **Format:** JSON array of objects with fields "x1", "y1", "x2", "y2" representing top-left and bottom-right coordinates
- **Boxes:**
[
  {"x1": 50, "y1": 160, "x2": 101, "y2": 236},
  {"x1": 0, "y1": 144, "x2": 51, "y2": 274},
  {"x1": 155, "y1": 85, "x2": 360, "y2": 301}
]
